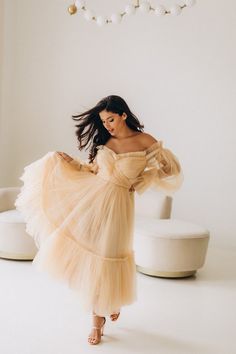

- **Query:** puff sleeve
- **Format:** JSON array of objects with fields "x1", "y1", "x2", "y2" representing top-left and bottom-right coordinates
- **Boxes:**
[{"x1": 133, "y1": 141, "x2": 184, "y2": 195}]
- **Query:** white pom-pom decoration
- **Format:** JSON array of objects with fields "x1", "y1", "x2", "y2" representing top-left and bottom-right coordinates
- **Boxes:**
[
  {"x1": 139, "y1": 2, "x2": 150, "y2": 13},
  {"x1": 185, "y1": 0, "x2": 196, "y2": 7},
  {"x1": 96, "y1": 16, "x2": 107, "y2": 26},
  {"x1": 75, "y1": 0, "x2": 85, "y2": 9},
  {"x1": 69, "y1": 1, "x2": 196, "y2": 24},
  {"x1": 154, "y1": 5, "x2": 166, "y2": 16},
  {"x1": 111, "y1": 13, "x2": 122, "y2": 24},
  {"x1": 125, "y1": 4, "x2": 136, "y2": 15},
  {"x1": 84, "y1": 9, "x2": 94, "y2": 21},
  {"x1": 170, "y1": 5, "x2": 181, "y2": 16}
]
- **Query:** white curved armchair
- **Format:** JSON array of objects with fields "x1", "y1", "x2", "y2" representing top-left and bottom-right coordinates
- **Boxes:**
[
  {"x1": 134, "y1": 189, "x2": 210, "y2": 278},
  {"x1": 0, "y1": 187, "x2": 37, "y2": 260}
]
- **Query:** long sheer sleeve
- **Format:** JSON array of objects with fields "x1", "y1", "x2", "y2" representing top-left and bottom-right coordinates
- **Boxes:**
[{"x1": 133, "y1": 141, "x2": 184, "y2": 195}]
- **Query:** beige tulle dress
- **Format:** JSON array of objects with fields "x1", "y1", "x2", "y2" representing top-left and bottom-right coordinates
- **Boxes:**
[{"x1": 15, "y1": 140, "x2": 183, "y2": 316}]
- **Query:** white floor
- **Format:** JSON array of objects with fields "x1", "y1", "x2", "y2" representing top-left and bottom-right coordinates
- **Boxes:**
[{"x1": 0, "y1": 246, "x2": 235, "y2": 354}]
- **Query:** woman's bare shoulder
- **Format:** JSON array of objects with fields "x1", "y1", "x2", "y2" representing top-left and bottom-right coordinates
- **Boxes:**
[{"x1": 138, "y1": 132, "x2": 158, "y2": 148}]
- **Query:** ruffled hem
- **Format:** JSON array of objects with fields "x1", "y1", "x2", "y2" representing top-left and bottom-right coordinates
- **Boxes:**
[
  {"x1": 15, "y1": 151, "x2": 98, "y2": 248},
  {"x1": 15, "y1": 152, "x2": 57, "y2": 248},
  {"x1": 33, "y1": 230, "x2": 137, "y2": 316}
]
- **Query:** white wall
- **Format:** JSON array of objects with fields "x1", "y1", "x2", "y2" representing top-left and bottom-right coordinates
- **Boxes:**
[
  {"x1": 0, "y1": 0, "x2": 18, "y2": 183},
  {"x1": 0, "y1": 0, "x2": 5, "y2": 176},
  {"x1": 1, "y1": 0, "x2": 236, "y2": 250}
]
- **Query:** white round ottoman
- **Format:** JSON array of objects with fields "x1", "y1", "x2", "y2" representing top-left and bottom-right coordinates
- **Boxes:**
[
  {"x1": 0, "y1": 210, "x2": 37, "y2": 260},
  {"x1": 0, "y1": 187, "x2": 37, "y2": 260},
  {"x1": 134, "y1": 218, "x2": 210, "y2": 278}
]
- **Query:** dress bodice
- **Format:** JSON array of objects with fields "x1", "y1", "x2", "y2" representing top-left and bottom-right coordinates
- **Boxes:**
[{"x1": 96, "y1": 144, "x2": 148, "y2": 187}]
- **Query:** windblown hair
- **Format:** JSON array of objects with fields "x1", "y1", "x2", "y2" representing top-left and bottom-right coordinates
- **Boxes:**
[{"x1": 71, "y1": 95, "x2": 144, "y2": 163}]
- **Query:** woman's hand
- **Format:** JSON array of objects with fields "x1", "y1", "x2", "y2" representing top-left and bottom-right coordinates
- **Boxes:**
[
  {"x1": 160, "y1": 159, "x2": 171, "y2": 174},
  {"x1": 56, "y1": 152, "x2": 73, "y2": 163}
]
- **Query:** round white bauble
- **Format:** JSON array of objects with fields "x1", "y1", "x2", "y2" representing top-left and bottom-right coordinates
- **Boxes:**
[
  {"x1": 125, "y1": 4, "x2": 136, "y2": 15},
  {"x1": 84, "y1": 9, "x2": 94, "y2": 21},
  {"x1": 154, "y1": 5, "x2": 166, "y2": 16},
  {"x1": 75, "y1": 0, "x2": 85, "y2": 9},
  {"x1": 185, "y1": 0, "x2": 196, "y2": 7},
  {"x1": 139, "y1": 2, "x2": 150, "y2": 13},
  {"x1": 111, "y1": 13, "x2": 122, "y2": 24},
  {"x1": 96, "y1": 16, "x2": 107, "y2": 26},
  {"x1": 170, "y1": 5, "x2": 181, "y2": 16}
]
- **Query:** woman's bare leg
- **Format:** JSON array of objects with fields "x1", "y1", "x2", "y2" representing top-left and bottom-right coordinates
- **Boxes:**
[{"x1": 88, "y1": 311, "x2": 106, "y2": 345}]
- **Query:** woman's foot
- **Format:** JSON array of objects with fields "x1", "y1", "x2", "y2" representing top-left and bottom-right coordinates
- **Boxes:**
[
  {"x1": 110, "y1": 311, "x2": 120, "y2": 321},
  {"x1": 88, "y1": 313, "x2": 106, "y2": 345}
]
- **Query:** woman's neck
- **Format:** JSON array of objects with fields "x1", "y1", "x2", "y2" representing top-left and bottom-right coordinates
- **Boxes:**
[{"x1": 113, "y1": 127, "x2": 139, "y2": 140}]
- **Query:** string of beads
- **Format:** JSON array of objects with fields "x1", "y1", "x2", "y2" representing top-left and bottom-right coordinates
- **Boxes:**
[{"x1": 68, "y1": 0, "x2": 196, "y2": 26}]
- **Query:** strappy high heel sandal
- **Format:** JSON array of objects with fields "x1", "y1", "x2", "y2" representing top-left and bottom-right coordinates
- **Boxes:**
[
  {"x1": 110, "y1": 311, "x2": 120, "y2": 321},
  {"x1": 88, "y1": 314, "x2": 106, "y2": 345}
]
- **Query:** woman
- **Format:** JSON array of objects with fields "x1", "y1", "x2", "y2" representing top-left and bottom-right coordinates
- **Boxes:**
[{"x1": 15, "y1": 95, "x2": 183, "y2": 345}]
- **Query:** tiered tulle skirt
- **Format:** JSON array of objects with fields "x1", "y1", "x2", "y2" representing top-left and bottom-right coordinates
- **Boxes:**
[{"x1": 15, "y1": 152, "x2": 137, "y2": 316}]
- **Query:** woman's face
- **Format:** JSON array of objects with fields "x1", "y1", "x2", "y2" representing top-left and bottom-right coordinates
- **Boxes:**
[{"x1": 99, "y1": 110, "x2": 127, "y2": 136}]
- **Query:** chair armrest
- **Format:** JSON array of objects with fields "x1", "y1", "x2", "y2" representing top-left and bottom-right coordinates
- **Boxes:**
[{"x1": 0, "y1": 187, "x2": 21, "y2": 212}]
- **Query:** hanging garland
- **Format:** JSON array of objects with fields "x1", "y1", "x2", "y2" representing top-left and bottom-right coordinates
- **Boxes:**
[{"x1": 68, "y1": 0, "x2": 196, "y2": 26}]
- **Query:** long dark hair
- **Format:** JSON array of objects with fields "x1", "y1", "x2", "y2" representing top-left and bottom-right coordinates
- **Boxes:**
[{"x1": 71, "y1": 95, "x2": 144, "y2": 162}]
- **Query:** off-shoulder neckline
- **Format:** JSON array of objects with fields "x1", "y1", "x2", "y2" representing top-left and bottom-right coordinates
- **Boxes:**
[{"x1": 97, "y1": 141, "x2": 161, "y2": 156}]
